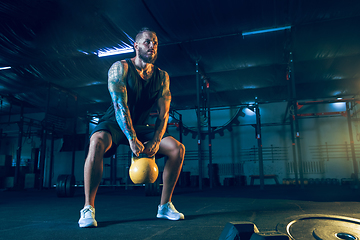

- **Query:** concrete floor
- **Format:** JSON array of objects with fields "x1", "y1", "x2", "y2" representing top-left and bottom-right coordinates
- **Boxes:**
[{"x1": 1, "y1": 184, "x2": 360, "y2": 240}]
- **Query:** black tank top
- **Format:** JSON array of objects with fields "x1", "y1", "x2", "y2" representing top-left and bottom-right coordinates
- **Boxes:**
[{"x1": 100, "y1": 59, "x2": 163, "y2": 125}]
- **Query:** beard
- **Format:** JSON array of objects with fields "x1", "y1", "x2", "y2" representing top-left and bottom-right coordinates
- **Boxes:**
[{"x1": 138, "y1": 47, "x2": 157, "y2": 64}]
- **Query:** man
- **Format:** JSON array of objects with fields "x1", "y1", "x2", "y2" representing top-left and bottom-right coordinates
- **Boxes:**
[{"x1": 78, "y1": 28, "x2": 185, "y2": 228}]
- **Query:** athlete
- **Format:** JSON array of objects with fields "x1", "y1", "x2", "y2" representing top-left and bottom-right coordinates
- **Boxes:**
[{"x1": 78, "y1": 28, "x2": 185, "y2": 228}]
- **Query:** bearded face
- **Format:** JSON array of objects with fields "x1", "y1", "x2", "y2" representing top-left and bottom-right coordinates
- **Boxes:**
[
  {"x1": 135, "y1": 31, "x2": 158, "y2": 64},
  {"x1": 138, "y1": 44, "x2": 157, "y2": 64}
]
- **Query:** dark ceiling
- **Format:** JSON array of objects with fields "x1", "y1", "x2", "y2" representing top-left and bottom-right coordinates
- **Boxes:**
[{"x1": 1, "y1": 0, "x2": 360, "y2": 119}]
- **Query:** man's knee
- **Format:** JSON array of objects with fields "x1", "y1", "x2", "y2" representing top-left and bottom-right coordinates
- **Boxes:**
[
  {"x1": 170, "y1": 139, "x2": 185, "y2": 160},
  {"x1": 89, "y1": 131, "x2": 112, "y2": 154},
  {"x1": 177, "y1": 142, "x2": 185, "y2": 158},
  {"x1": 159, "y1": 137, "x2": 185, "y2": 160}
]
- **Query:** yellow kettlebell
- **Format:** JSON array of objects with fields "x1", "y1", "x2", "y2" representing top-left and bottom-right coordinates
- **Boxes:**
[{"x1": 129, "y1": 153, "x2": 159, "y2": 184}]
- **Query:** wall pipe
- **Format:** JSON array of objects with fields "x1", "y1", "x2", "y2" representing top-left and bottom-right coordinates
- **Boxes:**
[
  {"x1": 196, "y1": 61, "x2": 203, "y2": 190},
  {"x1": 14, "y1": 103, "x2": 24, "y2": 189},
  {"x1": 289, "y1": 115, "x2": 299, "y2": 186},
  {"x1": 39, "y1": 84, "x2": 50, "y2": 190},
  {"x1": 255, "y1": 98, "x2": 264, "y2": 190},
  {"x1": 48, "y1": 125, "x2": 55, "y2": 189},
  {"x1": 346, "y1": 101, "x2": 359, "y2": 185},
  {"x1": 71, "y1": 96, "x2": 78, "y2": 177},
  {"x1": 179, "y1": 113, "x2": 183, "y2": 144},
  {"x1": 39, "y1": 127, "x2": 47, "y2": 190},
  {"x1": 207, "y1": 80, "x2": 213, "y2": 188},
  {"x1": 289, "y1": 52, "x2": 304, "y2": 189},
  {"x1": 286, "y1": 53, "x2": 299, "y2": 186}
]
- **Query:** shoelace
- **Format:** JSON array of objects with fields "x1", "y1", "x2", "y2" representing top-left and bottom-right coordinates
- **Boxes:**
[{"x1": 82, "y1": 207, "x2": 94, "y2": 215}]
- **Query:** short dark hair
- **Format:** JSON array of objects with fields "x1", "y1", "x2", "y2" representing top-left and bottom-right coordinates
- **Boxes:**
[{"x1": 135, "y1": 27, "x2": 156, "y2": 42}]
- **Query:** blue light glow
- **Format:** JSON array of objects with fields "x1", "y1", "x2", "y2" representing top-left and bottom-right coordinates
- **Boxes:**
[
  {"x1": 0, "y1": 66, "x2": 11, "y2": 70},
  {"x1": 333, "y1": 102, "x2": 345, "y2": 109},
  {"x1": 245, "y1": 108, "x2": 256, "y2": 116},
  {"x1": 242, "y1": 26, "x2": 291, "y2": 36},
  {"x1": 243, "y1": 85, "x2": 257, "y2": 89}
]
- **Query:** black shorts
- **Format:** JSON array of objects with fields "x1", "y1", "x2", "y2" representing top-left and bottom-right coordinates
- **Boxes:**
[{"x1": 90, "y1": 121, "x2": 171, "y2": 158}]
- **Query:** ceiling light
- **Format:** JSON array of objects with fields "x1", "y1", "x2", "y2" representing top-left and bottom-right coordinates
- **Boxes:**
[
  {"x1": 97, "y1": 41, "x2": 134, "y2": 57},
  {"x1": 0, "y1": 66, "x2": 11, "y2": 70},
  {"x1": 91, "y1": 117, "x2": 99, "y2": 124},
  {"x1": 242, "y1": 26, "x2": 291, "y2": 36},
  {"x1": 78, "y1": 50, "x2": 90, "y2": 55},
  {"x1": 245, "y1": 108, "x2": 256, "y2": 115},
  {"x1": 333, "y1": 102, "x2": 345, "y2": 109}
]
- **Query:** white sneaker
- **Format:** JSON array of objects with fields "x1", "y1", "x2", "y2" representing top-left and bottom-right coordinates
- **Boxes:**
[
  {"x1": 78, "y1": 205, "x2": 98, "y2": 228},
  {"x1": 156, "y1": 202, "x2": 184, "y2": 221}
]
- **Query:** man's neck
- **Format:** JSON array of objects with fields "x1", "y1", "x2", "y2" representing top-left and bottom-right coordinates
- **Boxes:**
[
  {"x1": 131, "y1": 57, "x2": 154, "y2": 80},
  {"x1": 132, "y1": 56, "x2": 152, "y2": 70}
]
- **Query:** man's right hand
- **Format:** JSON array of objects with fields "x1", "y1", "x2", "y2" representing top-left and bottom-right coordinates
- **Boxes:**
[{"x1": 129, "y1": 138, "x2": 145, "y2": 157}]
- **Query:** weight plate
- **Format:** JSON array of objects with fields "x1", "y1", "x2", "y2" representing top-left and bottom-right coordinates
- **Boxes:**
[
  {"x1": 313, "y1": 225, "x2": 358, "y2": 240},
  {"x1": 56, "y1": 175, "x2": 68, "y2": 197},
  {"x1": 276, "y1": 214, "x2": 360, "y2": 240},
  {"x1": 65, "y1": 174, "x2": 75, "y2": 197}
]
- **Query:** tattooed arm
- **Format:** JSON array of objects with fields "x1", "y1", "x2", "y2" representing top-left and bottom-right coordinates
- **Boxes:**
[
  {"x1": 108, "y1": 60, "x2": 144, "y2": 156},
  {"x1": 143, "y1": 70, "x2": 171, "y2": 157}
]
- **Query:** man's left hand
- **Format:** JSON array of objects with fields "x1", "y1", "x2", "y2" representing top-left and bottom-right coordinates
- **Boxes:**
[{"x1": 143, "y1": 140, "x2": 160, "y2": 157}]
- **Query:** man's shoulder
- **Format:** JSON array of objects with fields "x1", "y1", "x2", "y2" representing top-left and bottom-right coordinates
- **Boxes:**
[
  {"x1": 108, "y1": 60, "x2": 130, "y2": 80},
  {"x1": 109, "y1": 60, "x2": 129, "y2": 72},
  {"x1": 157, "y1": 67, "x2": 169, "y2": 78},
  {"x1": 112, "y1": 59, "x2": 129, "y2": 67}
]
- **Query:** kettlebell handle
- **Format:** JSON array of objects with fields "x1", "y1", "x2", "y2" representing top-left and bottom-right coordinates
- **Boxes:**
[
  {"x1": 132, "y1": 152, "x2": 154, "y2": 159},
  {"x1": 132, "y1": 153, "x2": 147, "y2": 158}
]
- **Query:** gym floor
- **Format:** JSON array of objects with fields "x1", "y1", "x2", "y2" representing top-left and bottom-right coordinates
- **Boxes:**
[{"x1": 1, "y1": 184, "x2": 360, "y2": 240}]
